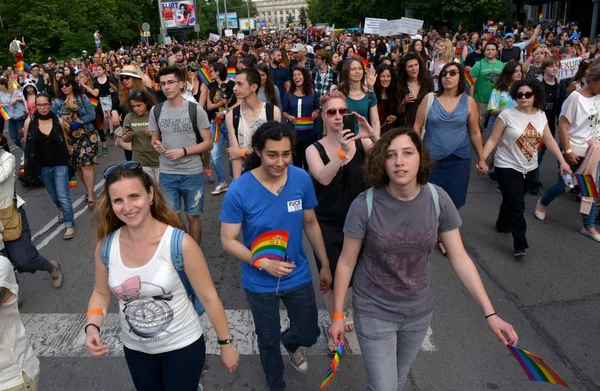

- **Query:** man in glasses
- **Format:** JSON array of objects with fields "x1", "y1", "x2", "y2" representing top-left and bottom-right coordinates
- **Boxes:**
[{"x1": 150, "y1": 66, "x2": 212, "y2": 245}]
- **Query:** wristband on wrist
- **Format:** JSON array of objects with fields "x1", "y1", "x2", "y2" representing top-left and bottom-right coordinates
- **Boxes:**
[
  {"x1": 332, "y1": 312, "x2": 344, "y2": 320},
  {"x1": 183, "y1": 147, "x2": 188, "y2": 156},
  {"x1": 84, "y1": 323, "x2": 101, "y2": 334},
  {"x1": 484, "y1": 312, "x2": 497, "y2": 320},
  {"x1": 563, "y1": 148, "x2": 572, "y2": 155},
  {"x1": 337, "y1": 148, "x2": 346, "y2": 160},
  {"x1": 242, "y1": 148, "x2": 248, "y2": 157},
  {"x1": 86, "y1": 308, "x2": 105, "y2": 317},
  {"x1": 252, "y1": 259, "x2": 261, "y2": 269}
]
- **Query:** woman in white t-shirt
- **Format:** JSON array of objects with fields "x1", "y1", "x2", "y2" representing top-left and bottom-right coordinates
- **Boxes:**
[
  {"x1": 484, "y1": 80, "x2": 571, "y2": 257},
  {"x1": 85, "y1": 161, "x2": 238, "y2": 390}
]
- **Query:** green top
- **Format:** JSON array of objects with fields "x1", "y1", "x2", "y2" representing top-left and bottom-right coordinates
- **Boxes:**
[
  {"x1": 123, "y1": 112, "x2": 159, "y2": 167},
  {"x1": 470, "y1": 59, "x2": 504, "y2": 104}
]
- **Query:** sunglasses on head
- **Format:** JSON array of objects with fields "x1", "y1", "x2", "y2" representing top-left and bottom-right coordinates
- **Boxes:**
[
  {"x1": 517, "y1": 91, "x2": 534, "y2": 99},
  {"x1": 325, "y1": 108, "x2": 349, "y2": 117},
  {"x1": 103, "y1": 161, "x2": 143, "y2": 179},
  {"x1": 440, "y1": 69, "x2": 459, "y2": 77}
]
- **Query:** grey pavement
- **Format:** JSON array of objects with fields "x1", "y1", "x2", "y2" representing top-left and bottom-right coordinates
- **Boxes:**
[{"x1": 7, "y1": 138, "x2": 599, "y2": 391}]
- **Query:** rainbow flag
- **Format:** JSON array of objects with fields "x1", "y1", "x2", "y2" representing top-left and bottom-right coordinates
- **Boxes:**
[
  {"x1": 458, "y1": 23, "x2": 463, "y2": 31},
  {"x1": 250, "y1": 230, "x2": 289, "y2": 263},
  {"x1": 320, "y1": 343, "x2": 344, "y2": 390},
  {"x1": 109, "y1": 80, "x2": 118, "y2": 91},
  {"x1": 574, "y1": 174, "x2": 599, "y2": 198},
  {"x1": 507, "y1": 345, "x2": 569, "y2": 388},
  {"x1": 198, "y1": 66, "x2": 211, "y2": 86},
  {"x1": 214, "y1": 116, "x2": 222, "y2": 142},
  {"x1": 0, "y1": 106, "x2": 13, "y2": 120},
  {"x1": 88, "y1": 97, "x2": 99, "y2": 108},
  {"x1": 140, "y1": 28, "x2": 147, "y2": 47},
  {"x1": 527, "y1": 40, "x2": 540, "y2": 56},
  {"x1": 69, "y1": 176, "x2": 77, "y2": 188},
  {"x1": 370, "y1": 47, "x2": 376, "y2": 57},
  {"x1": 465, "y1": 71, "x2": 474, "y2": 89},
  {"x1": 227, "y1": 67, "x2": 236, "y2": 81},
  {"x1": 403, "y1": 44, "x2": 410, "y2": 53},
  {"x1": 295, "y1": 117, "x2": 314, "y2": 132},
  {"x1": 488, "y1": 25, "x2": 498, "y2": 35},
  {"x1": 538, "y1": 12, "x2": 544, "y2": 23}
]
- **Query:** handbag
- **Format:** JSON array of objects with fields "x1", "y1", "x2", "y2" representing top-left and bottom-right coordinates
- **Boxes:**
[
  {"x1": 0, "y1": 185, "x2": 22, "y2": 241},
  {"x1": 420, "y1": 92, "x2": 435, "y2": 140}
]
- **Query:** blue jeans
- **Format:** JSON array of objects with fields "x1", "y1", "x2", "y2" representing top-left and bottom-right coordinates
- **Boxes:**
[
  {"x1": 124, "y1": 335, "x2": 205, "y2": 391},
  {"x1": 2, "y1": 208, "x2": 52, "y2": 273},
  {"x1": 533, "y1": 145, "x2": 547, "y2": 183},
  {"x1": 8, "y1": 118, "x2": 24, "y2": 149},
  {"x1": 245, "y1": 283, "x2": 320, "y2": 391},
  {"x1": 160, "y1": 173, "x2": 205, "y2": 216},
  {"x1": 355, "y1": 311, "x2": 433, "y2": 391},
  {"x1": 540, "y1": 161, "x2": 599, "y2": 229},
  {"x1": 41, "y1": 166, "x2": 75, "y2": 228},
  {"x1": 210, "y1": 119, "x2": 231, "y2": 184}
]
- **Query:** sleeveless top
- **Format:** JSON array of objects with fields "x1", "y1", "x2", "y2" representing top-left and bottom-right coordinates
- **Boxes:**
[
  {"x1": 424, "y1": 93, "x2": 472, "y2": 161},
  {"x1": 312, "y1": 139, "x2": 368, "y2": 226},
  {"x1": 107, "y1": 225, "x2": 203, "y2": 354},
  {"x1": 237, "y1": 103, "x2": 268, "y2": 150}
]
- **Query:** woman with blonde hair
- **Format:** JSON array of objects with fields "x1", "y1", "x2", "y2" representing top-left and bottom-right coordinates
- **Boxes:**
[
  {"x1": 429, "y1": 39, "x2": 455, "y2": 91},
  {"x1": 85, "y1": 161, "x2": 239, "y2": 389}
]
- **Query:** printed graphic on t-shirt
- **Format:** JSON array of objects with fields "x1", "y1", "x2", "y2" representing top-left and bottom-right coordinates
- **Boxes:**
[
  {"x1": 287, "y1": 199, "x2": 302, "y2": 212},
  {"x1": 111, "y1": 276, "x2": 174, "y2": 338},
  {"x1": 364, "y1": 222, "x2": 433, "y2": 298},
  {"x1": 159, "y1": 117, "x2": 192, "y2": 134},
  {"x1": 516, "y1": 122, "x2": 541, "y2": 161}
]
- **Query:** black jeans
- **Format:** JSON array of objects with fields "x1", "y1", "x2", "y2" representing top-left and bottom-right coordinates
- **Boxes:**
[
  {"x1": 3, "y1": 208, "x2": 52, "y2": 273},
  {"x1": 495, "y1": 167, "x2": 536, "y2": 251},
  {"x1": 123, "y1": 335, "x2": 206, "y2": 391}
]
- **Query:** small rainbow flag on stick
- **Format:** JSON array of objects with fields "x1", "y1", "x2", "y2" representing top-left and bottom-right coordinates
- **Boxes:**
[
  {"x1": 0, "y1": 106, "x2": 14, "y2": 120},
  {"x1": 88, "y1": 97, "x2": 99, "y2": 108},
  {"x1": 574, "y1": 174, "x2": 599, "y2": 198},
  {"x1": 465, "y1": 71, "x2": 474, "y2": 89},
  {"x1": 539, "y1": 12, "x2": 544, "y2": 23},
  {"x1": 488, "y1": 25, "x2": 498, "y2": 35},
  {"x1": 198, "y1": 66, "x2": 211, "y2": 86},
  {"x1": 69, "y1": 176, "x2": 77, "y2": 188},
  {"x1": 214, "y1": 116, "x2": 222, "y2": 142},
  {"x1": 227, "y1": 67, "x2": 236, "y2": 81},
  {"x1": 320, "y1": 343, "x2": 344, "y2": 391},
  {"x1": 295, "y1": 117, "x2": 314, "y2": 132},
  {"x1": 507, "y1": 345, "x2": 569, "y2": 388},
  {"x1": 250, "y1": 230, "x2": 289, "y2": 263}
]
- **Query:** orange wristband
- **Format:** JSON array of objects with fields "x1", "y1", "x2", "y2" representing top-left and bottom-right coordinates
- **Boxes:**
[
  {"x1": 337, "y1": 148, "x2": 346, "y2": 160},
  {"x1": 242, "y1": 148, "x2": 248, "y2": 158},
  {"x1": 332, "y1": 312, "x2": 344, "y2": 320},
  {"x1": 252, "y1": 259, "x2": 261, "y2": 269},
  {"x1": 86, "y1": 308, "x2": 104, "y2": 317}
]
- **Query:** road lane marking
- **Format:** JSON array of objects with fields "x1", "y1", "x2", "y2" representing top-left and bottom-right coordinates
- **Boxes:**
[{"x1": 22, "y1": 310, "x2": 436, "y2": 357}]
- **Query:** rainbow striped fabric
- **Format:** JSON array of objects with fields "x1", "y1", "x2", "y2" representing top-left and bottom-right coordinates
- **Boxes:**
[
  {"x1": 320, "y1": 343, "x2": 343, "y2": 390},
  {"x1": 227, "y1": 67, "x2": 236, "y2": 81},
  {"x1": 109, "y1": 81, "x2": 118, "y2": 91},
  {"x1": 0, "y1": 106, "x2": 13, "y2": 120},
  {"x1": 214, "y1": 116, "x2": 222, "y2": 142},
  {"x1": 250, "y1": 230, "x2": 289, "y2": 263},
  {"x1": 527, "y1": 41, "x2": 540, "y2": 56},
  {"x1": 575, "y1": 173, "x2": 599, "y2": 198},
  {"x1": 88, "y1": 97, "x2": 99, "y2": 108},
  {"x1": 507, "y1": 345, "x2": 569, "y2": 388},
  {"x1": 198, "y1": 66, "x2": 211, "y2": 86},
  {"x1": 465, "y1": 71, "x2": 474, "y2": 89},
  {"x1": 295, "y1": 117, "x2": 314, "y2": 132},
  {"x1": 538, "y1": 12, "x2": 544, "y2": 23}
]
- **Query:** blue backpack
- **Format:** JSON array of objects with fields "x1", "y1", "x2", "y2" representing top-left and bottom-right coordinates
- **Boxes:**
[{"x1": 100, "y1": 227, "x2": 206, "y2": 316}]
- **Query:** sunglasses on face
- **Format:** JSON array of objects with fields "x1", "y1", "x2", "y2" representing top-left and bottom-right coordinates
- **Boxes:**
[
  {"x1": 103, "y1": 160, "x2": 143, "y2": 179},
  {"x1": 325, "y1": 108, "x2": 349, "y2": 117},
  {"x1": 60, "y1": 82, "x2": 72, "y2": 88},
  {"x1": 440, "y1": 69, "x2": 459, "y2": 77},
  {"x1": 517, "y1": 91, "x2": 534, "y2": 99},
  {"x1": 121, "y1": 76, "x2": 131, "y2": 81}
]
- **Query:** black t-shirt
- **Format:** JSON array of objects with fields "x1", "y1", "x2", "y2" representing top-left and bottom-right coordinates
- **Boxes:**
[
  {"x1": 464, "y1": 51, "x2": 484, "y2": 68},
  {"x1": 95, "y1": 78, "x2": 112, "y2": 97},
  {"x1": 500, "y1": 46, "x2": 521, "y2": 63},
  {"x1": 542, "y1": 79, "x2": 558, "y2": 133}
]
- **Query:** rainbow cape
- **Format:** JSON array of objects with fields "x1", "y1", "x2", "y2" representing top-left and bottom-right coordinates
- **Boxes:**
[
  {"x1": 574, "y1": 173, "x2": 599, "y2": 198},
  {"x1": 198, "y1": 66, "x2": 211, "y2": 86},
  {"x1": 295, "y1": 117, "x2": 314, "y2": 132},
  {"x1": 227, "y1": 67, "x2": 236, "y2": 81},
  {"x1": 88, "y1": 97, "x2": 99, "y2": 108},
  {"x1": 214, "y1": 116, "x2": 222, "y2": 142},
  {"x1": 0, "y1": 106, "x2": 14, "y2": 120},
  {"x1": 320, "y1": 343, "x2": 344, "y2": 390},
  {"x1": 465, "y1": 71, "x2": 474, "y2": 89},
  {"x1": 250, "y1": 230, "x2": 289, "y2": 263},
  {"x1": 507, "y1": 345, "x2": 569, "y2": 388}
]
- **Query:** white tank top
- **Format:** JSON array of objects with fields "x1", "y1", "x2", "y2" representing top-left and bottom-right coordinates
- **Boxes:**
[
  {"x1": 237, "y1": 102, "x2": 268, "y2": 149},
  {"x1": 107, "y1": 225, "x2": 202, "y2": 354}
]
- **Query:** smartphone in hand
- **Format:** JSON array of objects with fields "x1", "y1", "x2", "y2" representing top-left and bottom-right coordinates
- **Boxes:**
[{"x1": 343, "y1": 114, "x2": 357, "y2": 136}]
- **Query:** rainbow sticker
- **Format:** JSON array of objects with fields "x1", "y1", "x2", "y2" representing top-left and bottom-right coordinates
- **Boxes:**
[{"x1": 250, "y1": 230, "x2": 289, "y2": 263}]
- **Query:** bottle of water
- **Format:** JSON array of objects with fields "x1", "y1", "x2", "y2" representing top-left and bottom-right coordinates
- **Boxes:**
[{"x1": 562, "y1": 173, "x2": 574, "y2": 190}]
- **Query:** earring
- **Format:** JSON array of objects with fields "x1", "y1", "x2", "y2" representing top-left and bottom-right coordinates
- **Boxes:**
[{"x1": 150, "y1": 201, "x2": 154, "y2": 205}]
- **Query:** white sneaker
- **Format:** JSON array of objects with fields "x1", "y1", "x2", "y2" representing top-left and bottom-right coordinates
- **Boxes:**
[{"x1": 211, "y1": 184, "x2": 228, "y2": 195}]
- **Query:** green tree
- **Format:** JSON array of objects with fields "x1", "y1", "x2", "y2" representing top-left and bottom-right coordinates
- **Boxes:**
[
  {"x1": 299, "y1": 7, "x2": 308, "y2": 28},
  {"x1": 307, "y1": 0, "x2": 405, "y2": 28},
  {"x1": 405, "y1": 0, "x2": 511, "y2": 31},
  {"x1": 286, "y1": 15, "x2": 294, "y2": 27}
]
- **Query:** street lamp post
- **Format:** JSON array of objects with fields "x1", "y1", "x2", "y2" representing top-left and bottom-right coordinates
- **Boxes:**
[
  {"x1": 223, "y1": 0, "x2": 229, "y2": 31},
  {"x1": 592, "y1": 0, "x2": 600, "y2": 38},
  {"x1": 215, "y1": 0, "x2": 222, "y2": 36}
]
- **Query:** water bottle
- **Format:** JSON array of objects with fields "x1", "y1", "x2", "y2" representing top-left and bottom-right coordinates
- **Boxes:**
[{"x1": 562, "y1": 173, "x2": 574, "y2": 190}]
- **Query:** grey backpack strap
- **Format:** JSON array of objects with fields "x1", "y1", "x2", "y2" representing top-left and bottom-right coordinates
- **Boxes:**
[
  {"x1": 153, "y1": 102, "x2": 164, "y2": 135},
  {"x1": 427, "y1": 183, "x2": 441, "y2": 218},
  {"x1": 188, "y1": 101, "x2": 200, "y2": 143},
  {"x1": 366, "y1": 187, "x2": 374, "y2": 219}
]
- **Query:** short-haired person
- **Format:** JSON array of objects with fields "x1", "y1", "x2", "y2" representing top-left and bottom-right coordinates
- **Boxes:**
[
  {"x1": 500, "y1": 26, "x2": 541, "y2": 63},
  {"x1": 85, "y1": 162, "x2": 239, "y2": 390},
  {"x1": 270, "y1": 49, "x2": 291, "y2": 98},
  {"x1": 311, "y1": 50, "x2": 338, "y2": 99},
  {"x1": 150, "y1": 66, "x2": 213, "y2": 245},
  {"x1": 469, "y1": 42, "x2": 505, "y2": 131},
  {"x1": 483, "y1": 80, "x2": 571, "y2": 257},
  {"x1": 226, "y1": 68, "x2": 282, "y2": 179},
  {"x1": 220, "y1": 122, "x2": 332, "y2": 390},
  {"x1": 329, "y1": 128, "x2": 518, "y2": 390}
]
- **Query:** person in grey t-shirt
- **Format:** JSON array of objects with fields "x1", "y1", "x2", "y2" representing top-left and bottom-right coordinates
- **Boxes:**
[
  {"x1": 151, "y1": 66, "x2": 212, "y2": 245},
  {"x1": 328, "y1": 128, "x2": 518, "y2": 391}
]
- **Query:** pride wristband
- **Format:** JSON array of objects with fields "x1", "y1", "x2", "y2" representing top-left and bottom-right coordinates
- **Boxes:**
[
  {"x1": 332, "y1": 312, "x2": 344, "y2": 320},
  {"x1": 252, "y1": 259, "x2": 262, "y2": 269},
  {"x1": 242, "y1": 148, "x2": 248, "y2": 158},
  {"x1": 86, "y1": 308, "x2": 105, "y2": 317},
  {"x1": 337, "y1": 149, "x2": 346, "y2": 160}
]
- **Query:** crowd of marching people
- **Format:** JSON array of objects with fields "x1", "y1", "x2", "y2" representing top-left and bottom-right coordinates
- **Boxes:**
[{"x1": 1, "y1": 14, "x2": 599, "y2": 391}]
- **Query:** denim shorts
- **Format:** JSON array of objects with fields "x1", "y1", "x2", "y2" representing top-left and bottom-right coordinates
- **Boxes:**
[{"x1": 159, "y1": 173, "x2": 205, "y2": 216}]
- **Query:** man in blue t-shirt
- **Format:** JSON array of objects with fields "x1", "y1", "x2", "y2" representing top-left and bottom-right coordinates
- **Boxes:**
[{"x1": 269, "y1": 49, "x2": 290, "y2": 98}]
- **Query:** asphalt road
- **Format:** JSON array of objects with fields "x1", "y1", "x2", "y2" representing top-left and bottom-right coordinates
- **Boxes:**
[{"x1": 8, "y1": 137, "x2": 600, "y2": 391}]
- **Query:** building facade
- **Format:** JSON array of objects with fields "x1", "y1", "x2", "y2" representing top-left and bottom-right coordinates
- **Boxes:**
[{"x1": 255, "y1": 0, "x2": 307, "y2": 29}]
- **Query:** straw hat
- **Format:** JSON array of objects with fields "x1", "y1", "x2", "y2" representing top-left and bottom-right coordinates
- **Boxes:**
[{"x1": 119, "y1": 65, "x2": 142, "y2": 79}]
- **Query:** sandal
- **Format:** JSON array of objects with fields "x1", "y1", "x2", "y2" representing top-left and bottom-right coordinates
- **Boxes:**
[
  {"x1": 327, "y1": 335, "x2": 337, "y2": 356},
  {"x1": 87, "y1": 200, "x2": 96, "y2": 209},
  {"x1": 63, "y1": 228, "x2": 75, "y2": 240},
  {"x1": 344, "y1": 309, "x2": 355, "y2": 333}
]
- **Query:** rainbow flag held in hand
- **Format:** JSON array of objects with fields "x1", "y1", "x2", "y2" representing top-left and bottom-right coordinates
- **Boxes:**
[
  {"x1": 488, "y1": 25, "x2": 498, "y2": 35},
  {"x1": 227, "y1": 67, "x2": 236, "y2": 81},
  {"x1": 320, "y1": 343, "x2": 344, "y2": 390},
  {"x1": 465, "y1": 71, "x2": 474, "y2": 89},
  {"x1": 69, "y1": 176, "x2": 77, "y2": 188},
  {"x1": 109, "y1": 80, "x2": 118, "y2": 91},
  {"x1": 250, "y1": 230, "x2": 289, "y2": 263},
  {"x1": 539, "y1": 12, "x2": 544, "y2": 23},
  {"x1": 574, "y1": 174, "x2": 599, "y2": 198},
  {"x1": 88, "y1": 97, "x2": 99, "y2": 108},
  {"x1": 0, "y1": 106, "x2": 14, "y2": 120},
  {"x1": 198, "y1": 66, "x2": 211, "y2": 86},
  {"x1": 214, "y1": 116, "x2": 222, "y2": 142},
  {"x1": 527, "y1": 40, "x2": 540, "y2": 56},
  {"x1": 295, "y1": 117, "x2": 314, "y2": 132},
  {"x1": 507, "y1": 345, "x2": 569, "y2": 388}
]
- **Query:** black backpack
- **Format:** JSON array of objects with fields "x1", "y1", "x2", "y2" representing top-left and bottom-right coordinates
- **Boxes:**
[
  {"x1": 232, "y1": 102, "x2": 275, "y2": 132},
  {"x1": 153, "y1": 100, "x2": 202, "y2": 143}
]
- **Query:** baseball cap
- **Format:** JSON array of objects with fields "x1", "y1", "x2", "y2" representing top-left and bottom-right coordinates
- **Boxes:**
[{"x1": 504, "y1": 33, "x2": 515, "y2": 40}]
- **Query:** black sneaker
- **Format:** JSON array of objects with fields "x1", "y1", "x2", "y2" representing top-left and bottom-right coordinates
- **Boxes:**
[
  {"x1": 514, "y1": 250, "x2": 527, "y2": 258},
  {"x1": 489, "y1": 172, "x2": 497, "y2": 182},
  {"x1": 529, "y1": 187, "x2": 539, "y2": 195}
]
